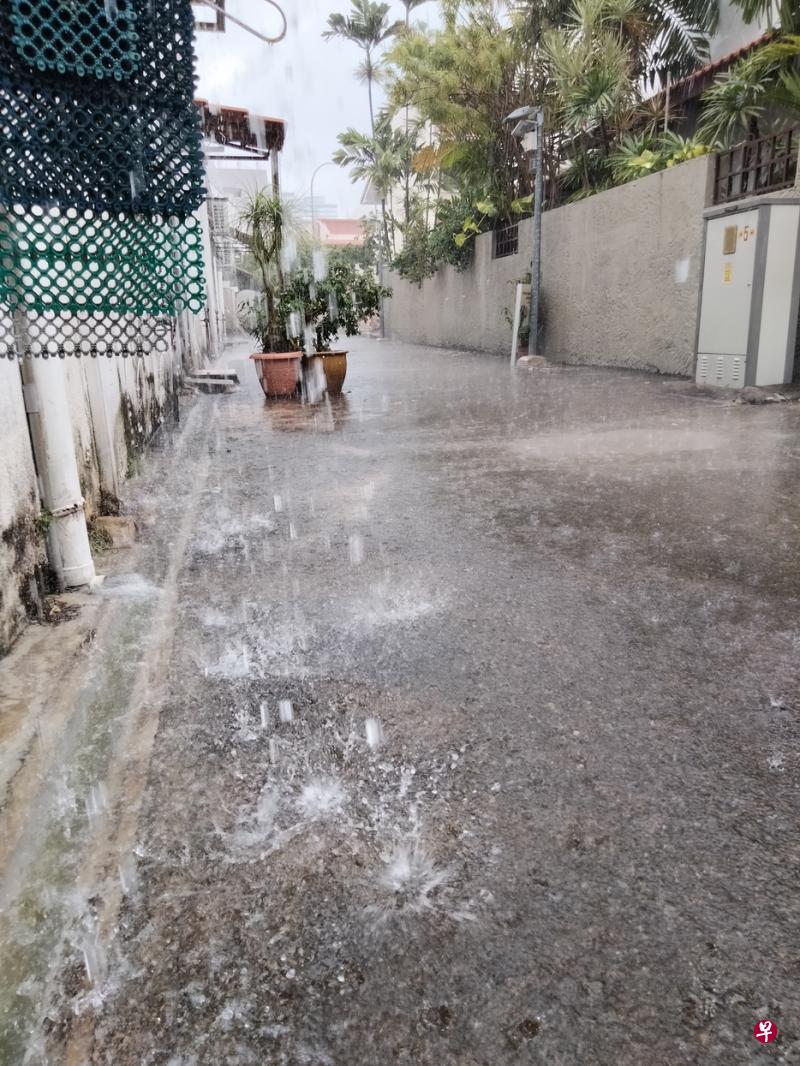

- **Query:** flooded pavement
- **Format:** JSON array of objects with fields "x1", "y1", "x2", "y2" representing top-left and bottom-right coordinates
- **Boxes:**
[{"x1": 2, "y1": 337, "x2": 800, "y2": 1065}]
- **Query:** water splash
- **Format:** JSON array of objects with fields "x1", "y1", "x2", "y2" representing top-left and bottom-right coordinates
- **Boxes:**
[
  {"x1": 201, "y1": 607, "x2": 230, "y2": 629},
  {"x1": 297, "y1": 778, "x2": 345, "y2": 819},
  {"x1": 207, "y1": 646, "x2": 251, "y2": 680},
  {"x1": 234, "y1": 707, "x2": 256, "y2": 742},
  {"x1": 101, "y1": 574, "x2": 159, "y2": 600},
  {"x1": 372, "y1": 840, "x2": 450, "y2": 919}
]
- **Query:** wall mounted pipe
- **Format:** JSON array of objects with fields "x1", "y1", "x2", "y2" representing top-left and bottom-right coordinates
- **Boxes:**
[{"x1": 19, "y1": 352, "x2": 96, "y2": 589}]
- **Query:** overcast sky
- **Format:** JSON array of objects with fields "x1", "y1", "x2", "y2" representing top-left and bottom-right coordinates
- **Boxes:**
[{"x1": 194, "y1": 0, "x2": 440, "y2": 216}]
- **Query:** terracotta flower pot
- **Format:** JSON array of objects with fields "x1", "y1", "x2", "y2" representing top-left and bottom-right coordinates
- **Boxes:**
[
  {"x1": 320, "y1": 350, "x2": 348, "y2": 396},
  {"x1": 250, "y1": 352, "x2": 302, "y2": 398}
]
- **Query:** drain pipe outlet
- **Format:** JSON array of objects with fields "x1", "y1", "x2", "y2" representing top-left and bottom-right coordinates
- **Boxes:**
[{"x1": 21, "y1": 357, "x2": 96, "y2": 589}]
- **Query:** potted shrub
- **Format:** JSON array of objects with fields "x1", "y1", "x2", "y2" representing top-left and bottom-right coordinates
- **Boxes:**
[
  {"x1": 238, "y1": 191, "x2": 303, "y2": 398},
  {"x1": 279, "y1": 251, "x2": 388, "y2": 396}
]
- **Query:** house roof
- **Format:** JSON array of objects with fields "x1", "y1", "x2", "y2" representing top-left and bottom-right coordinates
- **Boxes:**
[
  {"x1": 652, "y1": 31, "x2": 774, "y2": 108},
  {"x1": 315, "y1": 218, "x2": 365, "y2": 246}
]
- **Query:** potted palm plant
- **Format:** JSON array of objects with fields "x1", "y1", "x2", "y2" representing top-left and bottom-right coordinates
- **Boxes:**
[
  {"x1": 279, "y1": 251, "x2": 387, "y2": 395},
  {"x1": 238, "y1": 191, "x2": 303, "y2": 398}
]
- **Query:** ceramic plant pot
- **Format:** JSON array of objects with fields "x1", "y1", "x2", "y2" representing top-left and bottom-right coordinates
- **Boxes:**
[
  {"x1": 320, "y1": 350, "x2": 348, "y2": 396},
  {"x1": 250, "y1": 352, "x2": 302, "y2": 398}
]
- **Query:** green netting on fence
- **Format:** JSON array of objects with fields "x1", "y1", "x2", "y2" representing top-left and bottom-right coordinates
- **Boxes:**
[
  {"x1": 0, "y1": 205, "x2": 206, "y2": 319},
  {"x1": 10, "y1": 0, "x2": 140, "y2": 81},
  {"x1": 0, "y1": 0, "x2": 204, "y2": 216},
  {"x1": 0, "y1": 310, "x2": 172, "y2": 359}
]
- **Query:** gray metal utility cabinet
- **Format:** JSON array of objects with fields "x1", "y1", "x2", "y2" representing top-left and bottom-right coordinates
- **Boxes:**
[{"x1": 695, "y1": 194, "x2": 800, "y2": 388}]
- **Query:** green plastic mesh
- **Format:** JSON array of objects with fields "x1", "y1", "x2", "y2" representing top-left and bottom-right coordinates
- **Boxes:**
[
  {"x1": 0, "y1": 309, "x2": 172, "y2": 359},
  {"x1": 0, "y1": 0, "x2": 204, "y2": 216},
  {"x1": 10, "y1": 0, "x2": 140, "y2": 81},
  {"x1": 0, "y1": 205, "x2": 206, "y2": 319}
]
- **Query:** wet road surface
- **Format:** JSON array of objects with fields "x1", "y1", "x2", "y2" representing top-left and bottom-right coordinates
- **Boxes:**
[{"x1": 2, "y1": 338, "x2": 799, "y2": 1064}]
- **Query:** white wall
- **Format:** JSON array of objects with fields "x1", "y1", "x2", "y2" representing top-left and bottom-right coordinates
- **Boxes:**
[
  {"x1": 0, "y1": 199, "x2": 224, "y2": 654},
  {"x1": 0, "y1": 361, "x2": 45, "y2": 653}
]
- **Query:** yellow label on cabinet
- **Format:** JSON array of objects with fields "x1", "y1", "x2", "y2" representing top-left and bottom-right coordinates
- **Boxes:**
[{"x1": 722, "y1": 262, "x2": 733, "y2": 284}]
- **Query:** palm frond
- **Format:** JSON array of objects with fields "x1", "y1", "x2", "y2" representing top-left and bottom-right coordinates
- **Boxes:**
[{"x1": 697, "y1": 60, "x2": 768, "y2": 145}]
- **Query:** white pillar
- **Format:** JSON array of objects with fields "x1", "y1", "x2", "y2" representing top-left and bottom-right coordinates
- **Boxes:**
[{"x1": 21, "y1": 357, "x2": 96, "y2": 589}]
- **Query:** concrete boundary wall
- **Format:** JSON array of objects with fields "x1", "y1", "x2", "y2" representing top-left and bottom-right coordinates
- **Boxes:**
[
  {"x1": 386, "y1": 155, "x2": 714, "y2": 376},
  {"x1": 0, "y1": 361, "x2": 45, "y2": 652},
  {"x1": 0, "y1": 202, "x2": 224, "y2": 655}
]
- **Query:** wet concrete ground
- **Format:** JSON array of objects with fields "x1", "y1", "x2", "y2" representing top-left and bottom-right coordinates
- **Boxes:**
[{"x1": 2, "y1": 337, "x2": 799, "y2": 1065}]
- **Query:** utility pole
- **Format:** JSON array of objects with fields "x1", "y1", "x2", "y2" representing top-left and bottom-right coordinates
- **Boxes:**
[
  {"x1": 504, "y1": 105, "x2": 545, "y2": 360},
  {"x1": 527, "y1": 108, "x2": 544, "y2": 357}
]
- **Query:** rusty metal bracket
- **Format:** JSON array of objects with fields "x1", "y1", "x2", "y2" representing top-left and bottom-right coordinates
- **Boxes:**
[{"x1": 195, "y1": 0, "x2": 287, "y2": 44}]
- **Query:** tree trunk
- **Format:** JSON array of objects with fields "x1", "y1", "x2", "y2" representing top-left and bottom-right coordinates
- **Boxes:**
[
  {"x1": 265, "y1": 287, "x2": 281, "y2": 353},
  {"x1": 599, "y1": 114, "x2": 610, "y2": 158},
  {"x1": 367, "y1": 59, "x2": 375, "y2": 136},
  {"x1": 582, "y1": 137, "x2": 591, "y2": 190},
  {"x1": 381, "y1": 198, "x2": 391, "y2": 254}
]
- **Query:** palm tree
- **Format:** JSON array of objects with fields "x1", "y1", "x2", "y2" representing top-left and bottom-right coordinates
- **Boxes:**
[
  {"x1": 324, "y1": 2, "x2": 403, "y2": 337},
  {"x1": 514, "y1": 0, "x2": 719, "y2": 80},
  {"x1": 545, "y1": 0, "x2": 640, "y2": 195},
  {"x1": 236, "y1": 191, "x2": 289, "y2": 352},
  {"x1": 400, "y1": 0, "x2": 429, "y2": 29},
  {"x1": 697, "y1": 34, "x2": 800, "y2": 147},
  {"x1": 323, "y1": 0, "x2": 403, "y2": 135},
  {"x1": 333, "y1": 114, "x2": 415, "y2": 254},
  {"x1": 397, "y1": 1, "x2": 430, "y2": 221},
  {"x1": 728, "y1": 0, "x2": 798, "y2": 33}
]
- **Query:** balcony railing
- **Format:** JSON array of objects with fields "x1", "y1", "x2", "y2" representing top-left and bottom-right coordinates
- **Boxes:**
[{"x1": 713, "y1": 125, "x2": 798, "y2": 205}]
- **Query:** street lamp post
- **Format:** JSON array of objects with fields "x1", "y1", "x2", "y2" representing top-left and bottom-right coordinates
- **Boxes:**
[
  {"x1": 504, "y1": 105, "x2": 545, "y2": 359},
  {"x1": 527, "y1": 109, "x2": 544, "y2": 358},
  {"x1": 310, "y1": 160, "x2": 336, "y2": 245}
]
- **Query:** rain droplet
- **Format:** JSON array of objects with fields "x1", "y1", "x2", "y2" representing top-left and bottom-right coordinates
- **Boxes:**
[
  {"x1": 365, "y1": 718, "x2": 384, "y2": 750},
  {"x1": 279, "y1": 699, "x2": 294, "y2": 724},
  {"x1": 349, "y1": 533, "x2": 364, "y2": 565}
]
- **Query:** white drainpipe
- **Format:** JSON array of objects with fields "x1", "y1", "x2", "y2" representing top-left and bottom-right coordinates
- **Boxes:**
[{"x1": 20, "y1": 355, "x2": 96, "y2": 589}]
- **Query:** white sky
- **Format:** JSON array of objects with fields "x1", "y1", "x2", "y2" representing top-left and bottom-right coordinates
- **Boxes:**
[{"x1": 194, "y1": 0, "x2": 441, "y2": 216}]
